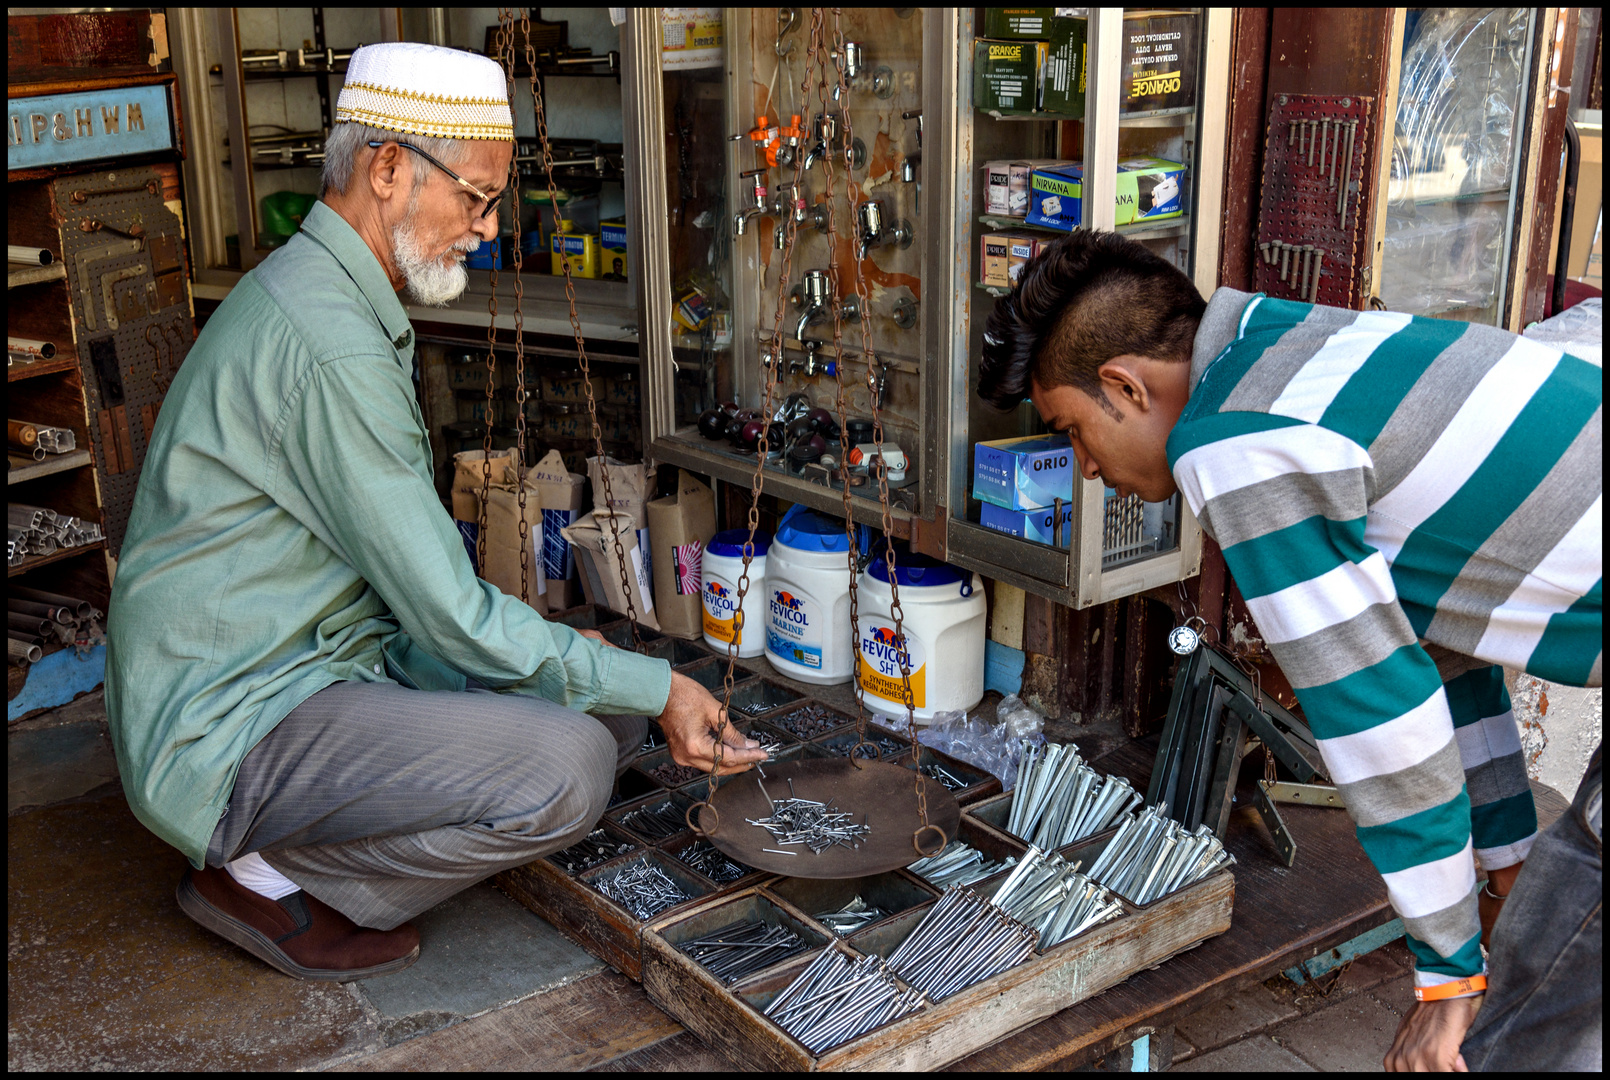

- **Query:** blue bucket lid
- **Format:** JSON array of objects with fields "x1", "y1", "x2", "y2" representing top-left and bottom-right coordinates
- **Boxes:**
[
  {"x1": 775, "y1": 505, "x2": 853, "y2": 553},
  {"x1": 866, "y1": 547, "x2": 969, "y2": 590},
  {"x1": 708, "y1": 529, "x2": 770, "y2": 558}
]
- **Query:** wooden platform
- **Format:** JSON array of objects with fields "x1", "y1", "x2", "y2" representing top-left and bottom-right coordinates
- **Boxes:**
[{"x1": 355, "y1": 730, "x2": 1421, "y2": 1071}]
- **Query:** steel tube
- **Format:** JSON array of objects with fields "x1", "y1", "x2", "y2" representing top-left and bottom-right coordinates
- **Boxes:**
[{"x1": 9, "y1": 637, "x2": 43, "y2": 665}]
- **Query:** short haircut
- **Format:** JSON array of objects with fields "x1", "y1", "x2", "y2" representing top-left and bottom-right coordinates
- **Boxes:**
[
  {"x1": 978, "y1": 230, "x2": 1206, "y2": 412},
  {"x1": 320, "y1": 122, "x2": 466, "y2": 197}
]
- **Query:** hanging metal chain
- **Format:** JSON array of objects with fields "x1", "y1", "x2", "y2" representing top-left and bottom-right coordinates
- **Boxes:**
[
  {"x1": 478, "y1": 12, "x2": 514, "y2": 577},
  {"x1": 511, "y1": 8, "x2": 532, "y2": 604},
  {"x1": 702, "y1": 7, "x2": 824, "y2": 813},
  {"x1": 829, "y1": 11, "x2": 929, "y2": 847},
  {"x1": 527, "y1": 8, "x2": 643, "y2": 648}
]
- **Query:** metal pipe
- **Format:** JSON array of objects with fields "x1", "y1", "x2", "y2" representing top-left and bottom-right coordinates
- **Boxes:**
[
  {"x1": 8, "y1": 338, "x2": 56, "y2": 362},
  {"x1": 1552, "y1": 116, "x2": 1580, "y2": 318},
  {"x1": 8, "y1": 245, "x2": 52, "y2": 266},
  {"x1": 10, "y1": 586, "x2": 93, "y2": 619},
  {"x1": 10, "y1": 637, "x2": 43, "y2": 666}
]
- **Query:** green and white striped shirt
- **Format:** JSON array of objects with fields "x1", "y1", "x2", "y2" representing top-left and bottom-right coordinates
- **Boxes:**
[{"x1": 1167, "y1": 289, "x2": 1602, "y2": 989}]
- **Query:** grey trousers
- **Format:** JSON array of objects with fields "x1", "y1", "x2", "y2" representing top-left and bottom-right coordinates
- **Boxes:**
[{"x1": 206, "y1": 680, "x2": 646, "y2": 930}]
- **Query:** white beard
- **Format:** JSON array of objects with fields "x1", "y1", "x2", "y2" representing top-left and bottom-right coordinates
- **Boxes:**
[{"x1": 392, "y1": 222, "x2": 479, "y2": 307}]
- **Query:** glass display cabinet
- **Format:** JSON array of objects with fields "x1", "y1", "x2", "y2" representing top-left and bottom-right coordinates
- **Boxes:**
[{"x1": 625, "y1": 8, "x2": 1231, "y2": 608}]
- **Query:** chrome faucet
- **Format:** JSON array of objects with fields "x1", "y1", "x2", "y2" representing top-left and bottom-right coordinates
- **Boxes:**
[
  {"x1": 802, "y1": 112, "x2": 838, "y2": 171},
  {"x1": 732, "y1": 168, "x2": 768, "y2": 237},
  {"x1": 794, "y1": 269, "x2": 832, "y2": 341}
]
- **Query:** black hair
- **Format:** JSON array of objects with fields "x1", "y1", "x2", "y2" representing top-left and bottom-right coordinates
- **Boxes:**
[{"x1": 977, "y1": 230, "x2": 1206, "y2": 412}]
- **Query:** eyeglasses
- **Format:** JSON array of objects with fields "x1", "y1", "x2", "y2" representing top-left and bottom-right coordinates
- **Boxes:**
[{"x1": 367, "y1": 140, "x2": 503, "y2": 219}]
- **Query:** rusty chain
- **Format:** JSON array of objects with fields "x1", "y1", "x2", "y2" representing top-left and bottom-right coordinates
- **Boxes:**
[
  {"x1": 478, "y1": 16, "x2": 513, "y2": 578},
  {"x1": 526, "y1": 8, "x2": 643, "y2": 648},
  {"x1": 700, "y1": 7, "x2": 823, "y2": 815},
  {"x1": 827, "y1": 10, "x2": 928, "y2": 842},
  {"x1": 511, "y1": 9, "x2": 532, "y2": 605}
]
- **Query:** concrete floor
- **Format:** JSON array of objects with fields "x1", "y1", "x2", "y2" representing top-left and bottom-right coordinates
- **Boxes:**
[{"x1": 0, "y1": 688, "x2": 1464, "y2": 1072}]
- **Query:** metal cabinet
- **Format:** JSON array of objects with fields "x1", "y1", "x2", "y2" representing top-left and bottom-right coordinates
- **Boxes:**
[{"x1": 625, "y1": 8, "x2": 1232, "y2": 609}]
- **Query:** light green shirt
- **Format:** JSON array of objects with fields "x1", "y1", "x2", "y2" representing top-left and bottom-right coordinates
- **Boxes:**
[{"x1": 105, "y1": 201, "x2": 672, "y2": 866}]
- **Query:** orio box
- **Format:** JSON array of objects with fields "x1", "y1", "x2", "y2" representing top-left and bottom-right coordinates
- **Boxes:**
[{"x1": 972, "y1": 434, "x2": 1076, "y2": 511}]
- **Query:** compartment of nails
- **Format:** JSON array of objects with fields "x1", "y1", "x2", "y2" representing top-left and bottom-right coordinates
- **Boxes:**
[
  {"x1": 546, "y1": 604, "x2": 621, "y2": 629},
  {"x1": 906, "y1": 817, "x2": 1027, "y2": 890},
  {"x1": 725, "y1": 678, "x2": 807, "y2": 717},
  {"x1": 861, "y1": 885, "x2": 1037, "y2": 1002},
  {"x1": 608, "y1": 791, "x2": 696, "y2": 843},
  {"x1": 675, "y1": 656, "x2": 741, "y2": 693},
  {"x1": 635, "y1": 747, "x2": 714, "y2": 789},
  {"x1": 547, "y1": 822, "x2": 640, "y2": 875},
  {"x1": 968, "y1": 740, "x2": 1142, "y2": 848},
  {"x1": 1072, "y1": 804, "x2": 1235, "y2": 907},
  {"x1": 609, "y1": 767, "x2": 664, "y2": 808},
  {"x1": 766, "y1": 872, "x2": 939, "y2": 937},
  {"x1": 655, "y1": 890, "x2": 831, "y2": 987},
  {"x1": 642, "y1": 636, "x2": 712, "y2": 666},
  {"x1": 809, "y1": 726, "x2": 909, "y2": 761},
  {"x1": 597, "y1": 619, "x2": 663, "y2": 648},
  {"x1": 663, "y1": 833, "x2": 762, "y2": 885},
  {"x1": 580, "y1": 848, "x2": 712, "y2": 921},
  {"x1": 901, "y1": 745, "x2": 999, "y2": 802},
  {"x1": 766, "y1": 701, "x2": 855, "y2": 740},
  {"x1": 639, "y1": 721, "x2": 668, "y2": 754},
  {"x1": 754, "y1": 944, "x2": 926, "y2": 1053}
]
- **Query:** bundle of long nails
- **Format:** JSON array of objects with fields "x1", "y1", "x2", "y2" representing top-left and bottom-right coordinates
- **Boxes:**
[
  {"x1": 747, "y1": 781, "x2": 870, "y2": 854},
  {"x1": 592, "y1": 857, "x2": 693, "y2": 920},
  {"x1": 885, "y1": 885, "x2": 1038, "y2": 999},
  {"x1": 1007, "y1": 740, "x2": 1143, "y2": 848},
  {"x1": 766, "y1": 949, "x2": 926, "y2": 1051},
  {"x1": 989, "y1": 846, "x2": 1124, "y2": 948},
  {"x1": 675, "y1": 839, "x2": 754, "y2": 883},
  {"x1": 619, "y1": 799, "x2": 690, "y2": 840},
  {"x1": 813, "y1": 895, "x2": 889, "y2": 934},
  {"x1": 769, "y1": 704, "x2": 848, "y2": 740},
  {"x1": 907, "y1": 841, "x2": 1017, "y2": 889},
  {"x1": 1086, "y1": 805, "x2": 1234, "y2": 905},
  {"x1": 678, "y1": 919, "x2": 809, "y2": 984},
  {"x1": 550, "y1": 828, "x2": 635, "y2": 873}
]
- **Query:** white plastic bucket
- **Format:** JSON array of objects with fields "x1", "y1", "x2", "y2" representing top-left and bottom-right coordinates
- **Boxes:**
[
  {"x1": 765, "y1": 506, "x2": 857, "y2": 684},
  {"x1": 855, "y1": 549, "x2": 986, "y2": 723},
  {"x1": 701, "y1": 529, "x2": 769, "y2": 658}
]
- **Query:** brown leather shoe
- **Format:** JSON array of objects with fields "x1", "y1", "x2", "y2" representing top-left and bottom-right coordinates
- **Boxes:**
[{"x1": 177, "y1": 864, "x2": 420, "y2": 981}]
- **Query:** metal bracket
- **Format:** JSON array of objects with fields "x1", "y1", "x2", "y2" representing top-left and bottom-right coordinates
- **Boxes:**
[
  {"x1": 1253, "y1": 780, "x2": 1297, "y2": 867},
  {"x1": 1263, "y1": 781, "x2": 1345, "y2": 809}
]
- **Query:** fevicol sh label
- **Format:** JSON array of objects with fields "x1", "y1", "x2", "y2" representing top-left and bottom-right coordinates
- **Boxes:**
[{"x1": 856, "y1": 619, "x2": 927, "y2": 708}]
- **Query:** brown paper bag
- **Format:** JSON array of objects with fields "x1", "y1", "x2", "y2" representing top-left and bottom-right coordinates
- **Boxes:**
[
  {"x1": 587, "y1": 454, "x2": 652, "y2": 592},
  {"x1": 482, "y1": 475, "x2": 548, "y2": 614},
  {"x1": 530, "y1": 448, "x2": 587, "y2": 610},
  {"x1": 644, "y1": 470, "x2": 716, "y2": 639},
  {"x1": 560, "y1": 510, "x2": 659, "y2": 630},
  {"x1": 450, "y1": 449, "x2": 510, "y2": 572}
]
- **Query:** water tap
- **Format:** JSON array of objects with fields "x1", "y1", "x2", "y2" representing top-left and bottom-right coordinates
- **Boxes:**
[
  {"x1": 794, "y1": 269, "x2": 831, "y2": 341},
  {"x1": 732, "y1": 168, "x2": 768, "y2": 237}
]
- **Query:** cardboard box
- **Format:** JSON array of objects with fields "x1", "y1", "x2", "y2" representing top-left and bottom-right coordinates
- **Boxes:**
[
  {"x1": 1026, "y1": 158, "x2": 1186, "y2": 231},
  {"x1": 1042, "y1": 15, "x2": 1088, "y2": 116},
  {"x1": 980, "y1": 234, "x2": 1013, "y2": 288},
  {"x1": 551, "y1": 232, "x2": 599, "y2": 278},
  {"x1": 981, "y1": 158, "x2": 1062, "y2": 217},
  {"x1": 982, "y1": 8, "x2": 1056, "y2": 39},
  {"x1": 972, "y1": 433, "x2": 1076, "y2": 511},
  {"x1": 980, "y1": 499, "x2": 1074, "y2": 546},
  {"x1": 1007, "y1": 234, "x2": 1039, "y2": 283},
  {"x1": 1121, "y1": 10, "x2": 1198, "y2": 115},
  {"x1": 974, "y1": 39, "x2": 1047, "y2": 113},
  {"x1": 600, "y1": 219, "x2": 628, "y2": 281}
]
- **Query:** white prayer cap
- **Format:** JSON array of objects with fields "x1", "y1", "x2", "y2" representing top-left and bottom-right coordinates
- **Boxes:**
[{"x1": 335, "y1": 42, "x2": 513, "y2": 141}]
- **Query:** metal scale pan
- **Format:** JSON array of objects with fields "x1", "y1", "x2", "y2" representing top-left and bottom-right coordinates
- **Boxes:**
[{"x1": 694, "y1": 757, "x2": 959, "y2": 879}]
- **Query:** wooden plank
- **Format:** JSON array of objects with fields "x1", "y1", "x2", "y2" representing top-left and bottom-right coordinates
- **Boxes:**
[
  {"x1": 6, "y1": 448, "x2": 91, "y2": 485},
  {"x1": 592, "y1": 1030, "x2": 749, "y2": 1072},
  {"x1": 331, "y1": 971, "x2": 685, "y2": 1072},
  {"x1": 1218, "y1": 9, "x2": 1273, "y2": 292},
  {"x1": 495, "y1": 859, "x2": 649, "y2": 982},
  {"x1": 1516, "y1": 9, "x2": 1577, "y2": 326}
]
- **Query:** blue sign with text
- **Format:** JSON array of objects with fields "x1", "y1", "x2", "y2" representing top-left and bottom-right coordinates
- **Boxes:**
[{"x1": 8, "y1": 83, "x2": 173, "y2": 171}]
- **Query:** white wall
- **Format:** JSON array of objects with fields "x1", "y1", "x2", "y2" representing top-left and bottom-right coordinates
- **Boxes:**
[{"x1": 1508, "y1": 671, "x2": 1602, "y2": 801}]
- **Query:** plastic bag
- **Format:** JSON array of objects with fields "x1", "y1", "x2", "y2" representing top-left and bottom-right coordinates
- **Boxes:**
[{"x1": 915, "y1": 701, "x2": 1047, "y2": 791}]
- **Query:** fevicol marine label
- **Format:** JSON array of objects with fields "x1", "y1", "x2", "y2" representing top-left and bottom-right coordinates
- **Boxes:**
[
  {"x1": 856, "y1": 619, "x2": 927, "y2": 708},
  {"x1": 766, "y1": 586, "x2": 823, "y2": 669}
]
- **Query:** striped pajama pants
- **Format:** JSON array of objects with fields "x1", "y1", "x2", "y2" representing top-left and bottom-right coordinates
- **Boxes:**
[{"x1": 205, "y1": 680, "x2": 647, "y2": 930}]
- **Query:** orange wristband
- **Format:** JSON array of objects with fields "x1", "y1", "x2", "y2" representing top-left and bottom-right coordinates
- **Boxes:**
[{"x1": 1414, "y1": 975, "x2": 1487, "y2": 1002}]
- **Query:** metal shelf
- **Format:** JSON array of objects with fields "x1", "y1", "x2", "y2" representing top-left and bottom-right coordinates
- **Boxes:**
[
  {"x1": 7, "y1": 539, "x2": 105, "y2": 578},
  {"x1": 977, "y1": 213, "x2": 1190, "y2": 240},
  {"x1": 7, "y1": 450, "x2": 92, "y2": 486}
]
